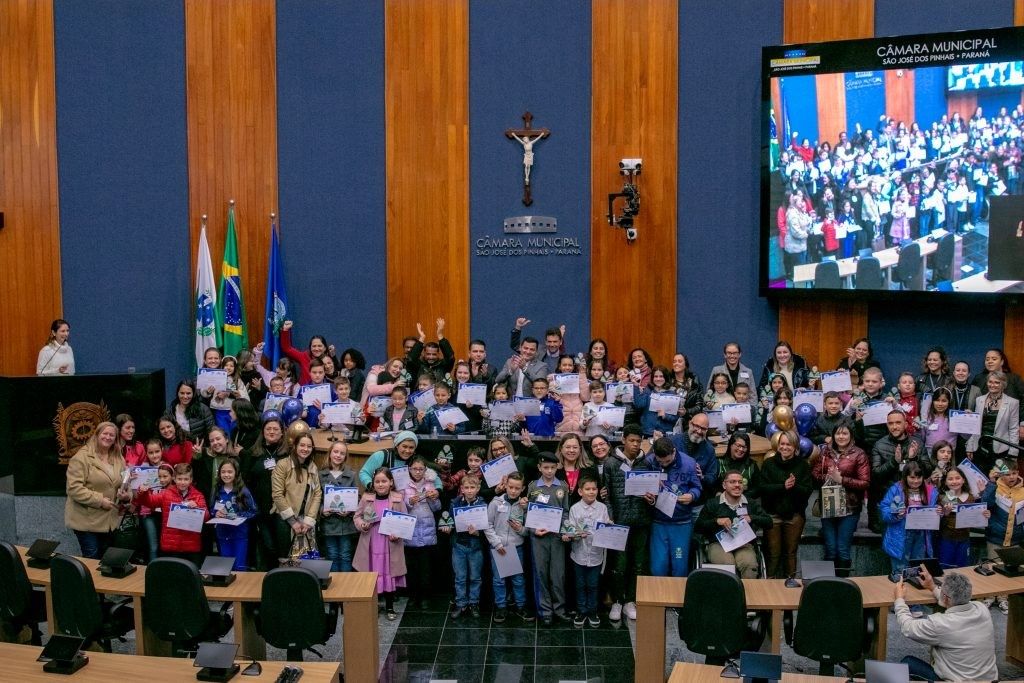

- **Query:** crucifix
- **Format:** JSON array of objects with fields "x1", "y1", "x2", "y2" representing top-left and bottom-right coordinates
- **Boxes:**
[{"x1": 505, "y1": 111, "x2": 550, "y2": 206}]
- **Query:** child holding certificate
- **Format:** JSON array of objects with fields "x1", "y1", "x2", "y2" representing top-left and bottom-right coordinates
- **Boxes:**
[
  {"x1": 318, "y1": 442, "x2": 358, "y2": 572},
  {"x1": 135, "y1": 463, "x2": 209, "y2": 566},
  {"x1": 452, "y1": 361, "x2": 484, "y2": 432},
  {"x1": 209, "y1": 355, "x2": 249, "y2": 433},
  {"x1": 418, "y1": 383, "x2": 467, "y2": 436},
  {"x1": 299, "y1": 360, "x2": 336, "y2": 428},
  {"x1": 482, "y1": 383, "x2": 520, "y2": 438},
  {"x1": 880, "y1": 461, "x2": 937, "y2": 575},
  {"x1": 549, "y1": 355, "x2": 583, "y2": 434},
  {"x1": 354, "y1": 468, "x2": 408, "y2": 620},
  {"x1": 565, "y1": 476, "x2": 611, "y2": 627},
  {"x1": 211, "y1": 458, "x2": 257, "y2": 570},
  {"x1": 137, "y1": 459, "x2": 172, "y2": 563},
  {"x1": 580, "y1": 382, "x2": 616, "y2": 438},
  {"x1": 527, "y1": 452, "x2": 570, "y2": 626},
  {"x1": 443, "y1": 447, "x2": 492, "y2": 500},
  {"x1": 522, "y1": 378, "x2": 563, "y2": 438},
  {"x1": 937, "y1": 466, "x2": 987, "y2": 569},
  {"x1": 484, "y1": 471, "x2": 533, "y2": 623},
  {"x1": 441, "y1": 474, "x2": 486, "y2": 619},
  {"x1": 403, "y1": 456, "x2": 441, "y2": 609},
  {"x1": 381, "y1": 386, "x2": 419, "y2": 433},
  {"x1": 635, "y1": 367, "x2": 685, "y2": 437}
]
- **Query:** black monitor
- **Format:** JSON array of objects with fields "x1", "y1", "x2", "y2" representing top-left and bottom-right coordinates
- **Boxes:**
[
  {"x1": 864, "y1": 659, "x2": 910, "y2": 683},
  {"x1": 800, "y1": 560, "x2": 836, "y2": 580},
  {"x1": 98, "y1": 547, "x2": 136, "y2": 578},
  {"x1": 38, "y1": 635, "x2": 88, "y2": 675},
  {"x1": 297, "y1": 558, "x2": 333, "y2": 589},
  {"x1": 994, "y1": 545, "x2": 1024, "y2": 577},
  {"x1": 25, "y1": 539, "x2": 59, "y2": 569},
  {"x1": 199, "y1": 555, "x2": 237, "y2": 587},
  {"x1": 194, "y1": 641, "x2": 240, "y2": 682},
  {"x1": 740, "y1": 651, "x2": 782, "y2": 683}
]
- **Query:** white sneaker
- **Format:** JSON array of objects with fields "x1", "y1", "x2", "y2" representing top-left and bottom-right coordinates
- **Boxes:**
[
  {"x1": 623, "y1": 601, "x2": 637, "y2": 620},
  {"x1": 997, "y1": 597, "x2": 1009, "y2": 615},
  {"x1": 609, "y1": 602, "x2": 623, "y2": 621}
]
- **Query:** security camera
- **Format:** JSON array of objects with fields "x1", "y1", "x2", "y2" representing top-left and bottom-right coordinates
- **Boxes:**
[
  {"x1": 625, "y1": 227, "x2": 638, "y2": 242},
  {"x1": 619, "y1": 158, "x2": 642, "y2": 175}
]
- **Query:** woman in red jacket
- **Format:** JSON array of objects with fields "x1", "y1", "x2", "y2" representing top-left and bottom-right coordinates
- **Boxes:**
[
  {"x1": 135, "y1": 463, "x2": 209, "y2": 565},
  {"x1": 157, "y1": 415, "x2": 194, "y2": 466},
  {"x1": 810, "y1": 421, "x2": 870, "y2": 576},
  {"x1": 279, "y1": 320, "x2": 332, "y2": 385}
]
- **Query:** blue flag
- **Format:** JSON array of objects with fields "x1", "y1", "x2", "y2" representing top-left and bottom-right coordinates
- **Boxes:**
[{"x1": 262, "y1": 216, "x2": 288, "y2": 367}]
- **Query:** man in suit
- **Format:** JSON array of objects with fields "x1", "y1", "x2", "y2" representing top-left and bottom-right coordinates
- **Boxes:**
[{"x1": 496, "y1": 336, "x2": 547, "y2": 398}]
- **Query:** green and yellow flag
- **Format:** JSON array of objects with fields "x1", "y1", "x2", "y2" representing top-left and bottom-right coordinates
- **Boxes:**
[{"x1": 215, "y1": 202, "x2": 248, "y2": 357}]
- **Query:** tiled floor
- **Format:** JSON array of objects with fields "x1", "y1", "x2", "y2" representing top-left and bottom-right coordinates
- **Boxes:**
[{"x1": 378, "y1": 596, "x2": 635, "y2": 683}]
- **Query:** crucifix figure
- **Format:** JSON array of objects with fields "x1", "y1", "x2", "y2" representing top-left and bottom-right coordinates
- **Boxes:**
[{"x1": 505, "y1": 111, "x2": 550, "y2": 206}]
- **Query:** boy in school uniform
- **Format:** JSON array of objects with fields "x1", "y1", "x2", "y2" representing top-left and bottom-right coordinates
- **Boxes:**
[
  {"x1": 566, "y1": 475, "x2": 611, "y2": 627},
  {"x1": 319, "y1": 376, "x2": 359, "y2": 430},
  {"x1": 521, "y1": 378, "x2": 564, "y2": 438},
  {"x1": 526, "y1": 451, "x2": 570, "y2": 625},
  {"x1": 299, "y1": 359, "x2": 335, "y2": 428},
  {"x1": 484, "y1": 471, "x2": 534, "y2": 623}
]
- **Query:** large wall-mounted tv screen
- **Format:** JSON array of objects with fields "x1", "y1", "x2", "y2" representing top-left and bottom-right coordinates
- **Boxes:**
[{"x1": 761, "y1": 26, "x2": 1024, "y2": 298}]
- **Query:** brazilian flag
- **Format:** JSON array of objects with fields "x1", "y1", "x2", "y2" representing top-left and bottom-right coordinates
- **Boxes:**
[{"x1": 216, "y1": 203, "x2": 248, "y2": 357}]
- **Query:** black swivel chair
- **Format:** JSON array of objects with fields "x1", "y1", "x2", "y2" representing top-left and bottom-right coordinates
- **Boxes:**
[
  {"x1": 143, "y1": 558, "x2": 232, "y2": 657},
  {"x1": 677, "y1": 568, "x2": 766, "y2": 666},
  {"x1": 50, "y1": 554, "x2": 134, "y2": 652},
  {"x1": 893, "y1": 242, "x2": 922, "y2": 290},
  {"x1": 855, "y1": 256, "x2": 885, "y2": 289},
  {"x1": 813, "y1": 261, "x2": 842, "y2": 289},
  {"x1": 783, "y1": 577, "x2": 875, "y2": 676},
  {"x1": 0, "y1": 542, "x2": 47, "y2": 644},
  {"x1": 930, "y1": 233, "x2": 955, "y2": 286},
  {"x1": 255, "y1": 566, "x2": 338, "y2": 661}
]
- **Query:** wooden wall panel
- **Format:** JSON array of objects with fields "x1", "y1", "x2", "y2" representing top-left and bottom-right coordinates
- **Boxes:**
[
  {"x1": 815, "y1": 73, "x2": 847, "y2": 148},
  {"x1": 0, "y1": 0, "x2": 62, "y2": 375},
  {"x1": 779, "y1": 0, "x2": 872, "y2": 371},
  {"x1": 884, "y1": 68, "x2": 915, "y2": 128},
  {"x1": 185, "y1": 0, "x2": 278, "y2": 347},
  {"x1": 1010, "y1": 2, "x2": 1024, "y2": 372},
  {"x1": 947, "y1": 91, "x2": 978, "y2": 124},
  {"x1": 384, "y1": 0, "x2": 469, "y2": 355},
  {"x1": 591, "y1": 0, "x2": 678, "y2": 366}
]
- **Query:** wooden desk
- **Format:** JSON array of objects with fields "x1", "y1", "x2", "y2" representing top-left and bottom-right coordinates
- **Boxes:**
[
  {"x1": 19, "y1": 547, "x2": 378, "y2": 682},
  {"x1": 0, "y1": 642, "x2": 341, "y2": 682},
  {"x1": 636, "y1": 570, "x2": 1024, "y2": 682},
  {"x1": 952, "y1": 271, "x2": 1023, "y2": 293},
  {"x1": 668, "y1": 662, "x2": 846, "y2": 682}
]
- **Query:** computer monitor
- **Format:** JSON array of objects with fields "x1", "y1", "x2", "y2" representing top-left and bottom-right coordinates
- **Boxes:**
[
  {"x1": 298, "y1": 558, "x2": 333, "y2": 588},
  {"x1": 864, "y1": 659, "x2": 910, "y2": 683},
  {"x1": 800, "y1": 560, "x2": 836, "y2": 580},
  {"x1": 739, "y1": 651, "x2": 782, "y2": 683}
]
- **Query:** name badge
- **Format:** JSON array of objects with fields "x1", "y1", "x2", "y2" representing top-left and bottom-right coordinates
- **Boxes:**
[
  {"x1": 497, "y1": 502, "x2": 507, "y2": 513},
  {"x1": 214, "y1": 501, "x2": 226, "y2": 511},
  {"x1": 740, "y1": 372, "x2": 750, "y2": 378},
  {"x1": 537, "y1": 494, "x2": 550, "y2": 504},
  {"x1": 620, "y1": 462, "x2": 631, "y2": 473},
  {"x1": 928, "y1": 423, "x2": 938, "y2": 431},
  {"x1": 263, "y1": 458, "x2": 276, "y2": 470},
  {"x1": 736, "y1": 506, "x2": 748, "y2": 517}
]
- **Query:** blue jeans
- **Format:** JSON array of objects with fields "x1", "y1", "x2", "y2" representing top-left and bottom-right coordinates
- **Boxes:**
[
  {"x1": 901, "y1": 655, "x2": 938, "y2": 682},
  {"x1": 217, "y1": 532, "x2": 250, "y2": 571},
  {"x1": 491, "y1": 545, "x2": 527, "y2": 608},
  {"x1": 74, "y1": 530, "x2": 112, "y2": 560},
  {"x1": 890, "y1": 530, "x2": 929, "y2": 573},
  {"x1": 323, "y1": 534, "x2": 355, "y2": 573},
  {"x1": 452, "y1": 542, "x2": 483, "y2": 608},
  {"x1": 574, "y1": 563, "x2": 601, "y2": 617},
  {"x1": 649, "y1": 521, "x2": 693, "y2": 577},
  {"x1": 142, "y1": 514, "x2": 160, "y2": 563},
  {"x1": 820, "y1": 514, "x2": 858, "y2": 562}
]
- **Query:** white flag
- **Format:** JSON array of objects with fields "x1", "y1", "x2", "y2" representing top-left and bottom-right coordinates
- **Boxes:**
[{"x1": 194, "y1": 224, "x2": 219, "y2": 367}]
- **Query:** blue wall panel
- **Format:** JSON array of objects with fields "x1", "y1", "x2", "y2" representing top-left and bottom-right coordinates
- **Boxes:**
[
  {"x1": 276, "y1": 0, "x2": 387, "y2": 360},
  {"x1": 54, "y1": 0, "x2": 191, "y2": 396},
  {"x1": 678, "y1": 0, "x2": 783, "y2": 379},
  {"x1": 468, "y1": 0, "x2": 591, "y2": 359},
  {"x1": 876, "y1": 0, "x2": 1013, "y2": 37},
  {"x1": 914, "y1": 66, "x2": 949, "y2": 129},
  {"x1": 779, "y1": 75, "x2": 820, "y2": 147},
  {"x1": 845, "y1": 71, "x2": 887, "y2": 136}
]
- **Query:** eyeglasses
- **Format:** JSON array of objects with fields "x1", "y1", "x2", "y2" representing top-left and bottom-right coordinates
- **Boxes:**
[{"x1": 691, "y1": 424, "x2": 709, "y2": 432}]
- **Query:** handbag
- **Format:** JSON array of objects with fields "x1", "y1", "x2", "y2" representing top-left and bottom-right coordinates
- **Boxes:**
[
  {"x1": 813, "y1": 451, "x2": 849, "y2": 519},
  {"x1": 280, "y1": 477, "x2": 320, "y2": 566}
]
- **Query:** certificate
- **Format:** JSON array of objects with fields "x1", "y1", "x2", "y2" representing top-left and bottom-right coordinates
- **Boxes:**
[
  {"x1": 377, "y1": 509, "x2": 416, "y2": 540},
  {"x1": 206, "y1": 516, "x2": 246, "y2": 526},
  {"x1": 525, "y1": 502, "x2": 564, "y2": 532},
  {"x1": 794, "y1": 390, "x2": 823, "y2": 412},
  {"x1": 649, "y1": 392, "x2": 681, "y2": 414},
  {"x1": 167, "y1": 504, "x2": 205, "y2": 533},
  {"x1": 391, "y1": 466, "x2": 411, "y2": 492},
  {"x1": 323, "y1": 485, "x2": 359, "y2": 513},
  {"x1": 706, "y1": 410, "x2": 725, "y2": 431},
  {"x1": 820, "y1": 370, "x2": 852, "y2": 393},
  {"x1": 488, "y1": 400, "x2": 518, "y2": 421},
  {"x1": 605, "y1": 382, "x2": 634, "y2": 404},
  {"x1": 129, "y1": 466, "x2": 159, "y2": 490},
  {"x1": 551, "y1": 374, "x2": 580, "y2": 395},
  {"x1": 955, "y1": 502, "x2": 989, "y2": 529},
  {"x1": 409, "y1": 389, "x2": 436, "y2": 413},
  {"x1": 592, "y1": 522, "x2": 630, "y2": 552},
  {"x1": 197, "y1": 368, "x2": 228, "y2": 393},
  {"x1": 861, "y1": 401, "x2": 890, "y2": 427},
  {"x1": 453, "y1": 504, "x2": 490, "y2": 532},
  {"x1": 481, "y1": 454, "x2": 518, "y2": 488},
  {"x1": 716, "y1": 517, "x2": 756, "y2": 553},
  {"x1": 949, "y1": 410, "x2": 982, "y2": 435},
  {"x1": 435, "y1": 406, "x2": 470, "y2": 426},
  {"x1": 263, "y1": 393, "x2": 290, "y2": 412},
  {"x1": 958, "y1": 458, "x2": 990, "y2": 497},
  {"x1": 321, "y1": 401, "x2": 360, "y2": 425},
  {"x1": 905, "y1": 506, "x2": 941, "y2": 531},
  {"x1": 490, "y1": 547, "x2": 524, "y2": 578},
  {"x1": 722, "y1": 403, "x2": 752, "y2": 425},
  {"x1": 513, "y1": 398, "x2": 541, "y2": 417},
  {"x1": 368, "y1": 396, "x2": 392, "y2": 415},
  {"x1": 300, "y1": 383, "x2": 332, "y2": 407},
  {"x1": 655, "y1": 490, "x2": 679, "y2": 517},
  {"x1": 457, "y1": 383, "x2": 487, "y2": 406},
  {"x1": 597, "y1": 405, "x2": 627, "y2": 428},
  {"x1": 624, "y1": 471, "x2": 661, "y2": 496}
]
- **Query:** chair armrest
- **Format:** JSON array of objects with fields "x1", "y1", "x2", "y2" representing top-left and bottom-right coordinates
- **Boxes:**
[{"x1": 782, "y1": 609, "x2": 795, "y2": 646}]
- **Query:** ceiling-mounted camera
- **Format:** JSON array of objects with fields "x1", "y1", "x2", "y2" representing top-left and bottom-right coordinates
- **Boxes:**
[
  {"x1": 608, "y1": 158, "x2": 641, "y2": 243},
  {"x1": 619, "y1": 158, "x2": 643, "y2": 175}
]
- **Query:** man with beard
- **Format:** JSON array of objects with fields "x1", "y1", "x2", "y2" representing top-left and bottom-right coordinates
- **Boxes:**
[{"x1": 668, "y1": 413, "x2": 721, "y2": 515}]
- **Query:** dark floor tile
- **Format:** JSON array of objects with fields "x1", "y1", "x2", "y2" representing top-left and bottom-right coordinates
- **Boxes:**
[
  {"x1": 585, "y1": 646, "x2": 635, "y2": 667},
  {"x1": 441, "y1": 628, "x2": 491, "y2": 647},
  {"x1": 397, "y1": 610, "x2": 448, "y2": 628},
  {"x1": 482, "y1": 663, "x2": 534, "y2": 683},
  {"x1": 384, "y1": 642, "x2": 438, "y2": 664},
  {"x1": 586, "y1": 664, "x2": 636, "y2": 682},
  {"x1": 430, "y1": 664, "x2": 486, "y2": 682},
  {"x1": 377, "y1": 661, "x2": 434, "y2": 683},
  {"x1": 413, "y1": 595, "x2": 456, "y2": 612},
  {"x1": 488, "y1": 627, "x2": 536, "y2": 647},
  {"x1": 485, "y1": 645, "x2": 535, "y2": 666},
  {"x1": 584, "y1": 627, "x2": 632, "y2": 647},
  {"x1": 536, "y1": 645, "x2": 585, "y2": 666},
  {"x1": 446, "y1": 612, "x2": 492, "y2": 628},
  {"x1": 391, "y1": 626, "x2": 443, "y2": 645},
  {"x1": 534, "y1": 665, "x2": 590, "y2": 683},
  {"x1": 434, "y1": 645, "x2": 485, "y2": 666},
  {"x1": 537, "y1": 628, "x2": 583, "y2": 647}
]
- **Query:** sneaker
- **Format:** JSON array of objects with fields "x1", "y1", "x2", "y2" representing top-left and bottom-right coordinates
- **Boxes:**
[
  {"x1": 494, "y1": 607, "x2": 507, "y2": 623},
  {"x1": 573, "y1": 615, "x2": 586, "y2": 627},
  {"x1": 623, "y1": 602, "x2": 637, "y2": 620},
  {"x1": 588, "y1": 615, "x2": 601, "y2": 628},
  {"x1": 997, "y1": 597, "x2": 1009, "y2": 615},
  {"x1": 449, "y1": 606, "x2": 464, "y2": 619},
  {"x1": 514, "y1": 606, "x2": 535, "y2": 622},
  {"x1": 609, "y1": 602, "x2": 623, "y2": 622},
  {"x1": 541, "y1": 616, "x2": 553, "y2": 627},
  {"x1": 386, "y1": 608, "x2": 398, "y2": 621},
  {"x1": 553, "y1": 612, "x2": 572, "y2": 623},
  {"x1": 468, "y1": 604, "x2": 481, "y2": 618}
]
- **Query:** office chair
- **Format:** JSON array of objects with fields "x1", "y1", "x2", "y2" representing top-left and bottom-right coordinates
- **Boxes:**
[
  {"x1": 677, "y1": 568, "x2": 766, "y2": 666},
  {"x1": 893, "y1": 242, "x2": 922, "y2": 290},
  {"x1": 0, "y1": 542, "x2": 47, "y2": 644},
  {"x1": 783, "y1": 577, "x2": 875, "y2": 676},
  {"x1": 930, "y1": 233, "x2": 955, "y2": 286},
  {"x1": 143, "y1": 558, "x2": 232, "y2": 657},
  {"x1": 854, "y1": 257, "x2": 885, "y2": 289},
  {"x1": 813, "y1": 261, "x2": 842, "y2": 289},
  {"x1": 255, "y1": 567, "x2": 339, "y2": 661},
  {"x1": 50, "y1": 554, "x2": 134, "y2": 652}
]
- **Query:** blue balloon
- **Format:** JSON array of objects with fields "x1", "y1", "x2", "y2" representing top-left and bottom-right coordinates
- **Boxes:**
[
  {"x1": 281, "y1": 398, "x2": 304, "y2": 425},
  {"x1": 261, "y1": 409, "x2": 283, "y2": 424},
  {"x1": 798, "y1": 436, "x2": 814, "y2": 458},
  {"x1": 794, "y1": 402, "x2": 818, "y2": 436},
  {"x1": 765, "y1": 422, "x2": 780, "y2": 439}
]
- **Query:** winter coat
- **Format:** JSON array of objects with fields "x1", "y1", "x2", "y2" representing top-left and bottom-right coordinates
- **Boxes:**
[
  {"x1": 319, "y1": 468, "x2": 358, "y2": 536},
  {"x1": 757, "y1": 353, "x2": 810, "y2": 394},
  {"x1": 642, "y1": 450, "x2": 702, "y2": 524},
  {"x1": 353, "y1": 491, "x2": 408, "y2": 575},
  {"x1": 484, "y1": 494, "x2": 528, "y2": 550},
  {"x1": 606, "y1": 449, "x2": 654, "y2": 527},
  {"x1": 811, "y1": 444, "x2": 870, "y2": 514},
  {"x1": 404, "y1": 479, "x2": 441, "y2": 547},
  {"x1": 271, "y1": 457, "x2": 321, "y2": 528},
  {"x1": 135, "y1": 485, "x2": 210, "y2": 553},
  {"x1": 880, "y1": 482, "x2": 938, "y2": 560},
  {"x1": 759, "y1": 454, "x2": 814, "y2": 520},
  {"x1": 982, "y1": 479, "x2": 1024, "y2": 547},
  {"x1": 64, "y1": 444, "x2": 127, "y2": 534},
  {"x1": 871, "y1": 434, "x2": 932, "y2": 490}
]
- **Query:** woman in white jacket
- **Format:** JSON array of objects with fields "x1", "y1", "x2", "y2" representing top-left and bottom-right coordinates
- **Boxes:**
[{"x1": 37, "y1": 319, "x2": 75, "y2": 375}]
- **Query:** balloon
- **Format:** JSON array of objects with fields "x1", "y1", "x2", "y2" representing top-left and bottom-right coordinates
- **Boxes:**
[
  {"x1": 772, "y1": 404, "x2": 795, "y2": 431},
  {"x1": 765, "y1": 422, "x2": 780, "y2": 440},
  {"x1": 286, "y1": 419, "x2": 311, "y2": 444},
  {"x1": 261, "y1": 409, "x2": 283, "y2": 424},
  {"x1": 281, "y1": 398, "x2": 304, "y2": 425},
  {"x1": 794, "y1": 403, "x2": 818, "y2": 436},
  {"x1": 798, "y1": 436, "x2": 814, "y2": 458},
  {"x1": 769, "y1": 431, "x2": 783, "y2": 452}
]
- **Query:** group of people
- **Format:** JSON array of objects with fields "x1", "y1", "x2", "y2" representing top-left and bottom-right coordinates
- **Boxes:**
[{"x1": 774, "y1": 104, "x2": 1024, "y2": 279}]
